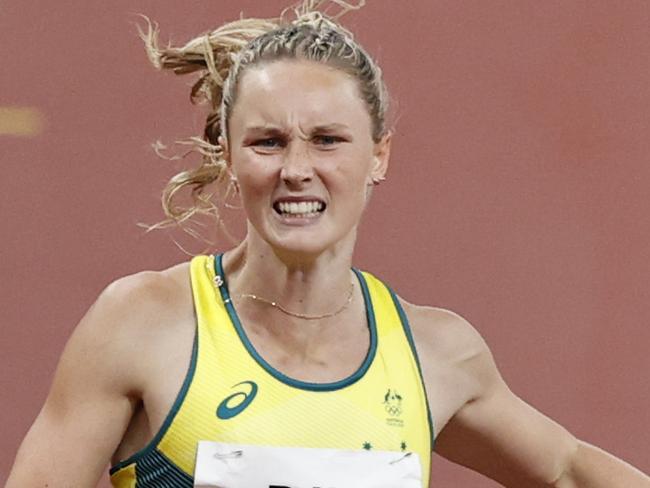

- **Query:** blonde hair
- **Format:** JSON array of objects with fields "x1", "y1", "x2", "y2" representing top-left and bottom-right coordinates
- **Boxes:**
[{"x1": 139, "y1": 0, "x2": 389, "y2": 242}]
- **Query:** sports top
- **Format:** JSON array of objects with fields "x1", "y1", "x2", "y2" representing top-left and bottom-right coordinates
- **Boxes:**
[{"x1": 109, "y1": 254, "x2": 434, "y2": 487}]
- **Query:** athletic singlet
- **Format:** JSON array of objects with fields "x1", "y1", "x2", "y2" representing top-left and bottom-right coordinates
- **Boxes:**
[{"x1": 109, "y1": 254, "x2": 434, "y2": 487}]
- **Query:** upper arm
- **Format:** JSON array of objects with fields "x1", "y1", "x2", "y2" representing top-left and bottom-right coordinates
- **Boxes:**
[
  {"x1": 415, "y1": 307, "x2": 579, "y2": 487},
  {"x1": 6, "y1": 273, "x2": 162, "y2": 487}
]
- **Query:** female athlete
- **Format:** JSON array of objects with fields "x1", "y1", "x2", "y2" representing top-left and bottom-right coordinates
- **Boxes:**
[{"x1": 7, "y1": 1, "x2": 649, "y2": 486}]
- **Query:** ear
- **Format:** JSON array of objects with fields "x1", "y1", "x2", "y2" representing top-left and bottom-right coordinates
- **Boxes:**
[{"x1": 369, "y1": 131, "x2": 392, "y2": 185}]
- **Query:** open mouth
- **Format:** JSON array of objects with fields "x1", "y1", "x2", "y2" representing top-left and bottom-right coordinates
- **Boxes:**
[{"x1": 272, "y1": 199, "x2": 327, "y2": 218}]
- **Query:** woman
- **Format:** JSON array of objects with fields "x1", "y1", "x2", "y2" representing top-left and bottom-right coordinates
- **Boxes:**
[{"x1": 7, "y1": 1, "x2": 649, "y2": 486}]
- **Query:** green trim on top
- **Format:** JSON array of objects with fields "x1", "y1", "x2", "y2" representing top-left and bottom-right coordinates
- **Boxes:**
[
  {"x1": 386, "y1": 286, "x2": 436, "y2": 450},
  {"x1": 214, "y1": 253, "x2": 378, "y2": 392},
  {"x1": 131, "y1": 448, "x2": 194, "y2": 486},
  {"x1": 108, "y1": 327, "x2": 199, "y2": 476}
]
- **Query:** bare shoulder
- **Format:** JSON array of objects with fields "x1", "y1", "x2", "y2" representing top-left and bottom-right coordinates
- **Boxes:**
[
  {"x1": 74, "y1": 261, "x2": 194, "y2": 390},
  {"x1": 101, "y1": 261, "x2": 191, "y2": 317},
  {"x1": 42, "y1": 260, "x2": 196, "y2": 430},
  {"x1": 394, "y1": 296, "x2": 498, "y2": 435},
  {"x1": 397, "y1": 297, "x2": 488, "y2": 367},
  {"x1": 93, "y1": 262, "x2": 191, "y2": 334},
  {"x1": 5, "y1": 261, "x2": 195, "y2": 486}
]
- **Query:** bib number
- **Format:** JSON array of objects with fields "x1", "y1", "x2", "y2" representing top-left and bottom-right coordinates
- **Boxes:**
[{"x1": 194, "y1": 441, "x2": 422, "y2": 488}]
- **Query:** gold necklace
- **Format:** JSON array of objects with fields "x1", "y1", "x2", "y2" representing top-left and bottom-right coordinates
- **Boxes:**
[{"x1": 213, "y1": 270, "x2": 355, "y2": 320}]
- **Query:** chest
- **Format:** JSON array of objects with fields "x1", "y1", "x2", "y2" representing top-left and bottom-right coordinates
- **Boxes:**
[
  {"x1": 111, "y1": 263, "x2": 435, "y2": 487},
  {"x1": 165, "y1": 332, "x2": 430, "y2": 478},
  {"x1": 238, "y1": 313, "x2": 371, "y2": 384}
]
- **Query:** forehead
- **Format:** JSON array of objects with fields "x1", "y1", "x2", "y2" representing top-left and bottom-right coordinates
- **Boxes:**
[{"x1": 230, "y1": 59, "x2": 371, "y2": 131}]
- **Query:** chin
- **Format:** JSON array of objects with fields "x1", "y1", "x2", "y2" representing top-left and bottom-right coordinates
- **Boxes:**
[
  {"x1": 246, "y1": 210, "x2": 358, "y2": 259},
  {"x1": 269, "y1": 225, "x2": 359, "y2": 263},
  {"x1": 270, "y1": 233, "x2": 336, "y2": 259}
]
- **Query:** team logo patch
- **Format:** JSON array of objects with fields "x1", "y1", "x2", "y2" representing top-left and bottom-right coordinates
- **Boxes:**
[
  {"x1": 216, "y1": 381, "x2": 258, "y2": 420},
  {"x1": 383, "y1": 388, "x2": 404, "y2": 427}
]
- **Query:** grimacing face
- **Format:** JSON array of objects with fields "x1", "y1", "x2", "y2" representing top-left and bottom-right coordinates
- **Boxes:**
[{"x1": 222, "y1": 59, "x2": 391, "y2": 257}]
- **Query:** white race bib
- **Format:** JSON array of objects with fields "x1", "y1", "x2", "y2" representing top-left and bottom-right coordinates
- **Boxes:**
[{"x1": 194, "y1": 441, "x2": 422, "y2": 488}]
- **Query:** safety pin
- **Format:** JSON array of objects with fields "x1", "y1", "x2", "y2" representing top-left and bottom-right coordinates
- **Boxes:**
[
  {"x1": 389, "y1": 452, "x2": 412, "y2": 465},
  {"x1": 213, "y1": 450, "x2": 243, "y2": 460}
]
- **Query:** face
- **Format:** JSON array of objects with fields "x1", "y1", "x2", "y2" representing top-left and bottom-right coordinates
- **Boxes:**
[{"x1": 224, "y1": 59, "x2": 390, "y2": 257}]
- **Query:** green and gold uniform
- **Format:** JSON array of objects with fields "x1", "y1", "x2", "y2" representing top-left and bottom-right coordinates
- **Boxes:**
[{"x1": 110, "y1": 254, "x2": 433, "y2": 487}]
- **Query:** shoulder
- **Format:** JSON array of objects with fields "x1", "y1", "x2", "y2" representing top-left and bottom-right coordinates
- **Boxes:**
[
  {"x1": 89, "y1": 261, "x2": 192, "y2": 340},
  {"x1": 68, "y1": 261, "x2": 194, "y2": 392},
  {"x1": 31, "y1": 259, "x2": 195, "y2": 435},
  {"x1": 398, "y1": 297, "x2": 488, "y2": 367},
  {"x1": 99, "y1": 261, "x2": 192, "y2": 323},
  {"x1": 395, "y1": 296, "x2": 500, "y2": 407},
  {"x1": 363, "y1": 270, "x2": 488, "y2": 369}
]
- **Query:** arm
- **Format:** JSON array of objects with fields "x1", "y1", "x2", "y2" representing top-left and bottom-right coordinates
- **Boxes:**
[
  {"x1": 556, "y1": 442, "x2": 649, "y2": 488},
  {"x1": 425, "y1": 310, "x2": 649, "y2": 487},
  {"x1": 5, "y1": 273, "x2": 161, "y2": 487}
]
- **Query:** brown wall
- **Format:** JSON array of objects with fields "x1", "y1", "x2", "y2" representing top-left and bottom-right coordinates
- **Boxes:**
[{"x1": 1, "y1": 1, "x2": 648, "y2": 486}]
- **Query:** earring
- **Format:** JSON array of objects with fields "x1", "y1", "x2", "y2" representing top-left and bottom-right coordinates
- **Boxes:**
[
  {"x1": 229, "y1": 174, "x2": 239, "y2": 193},
  {"x1": 224, "y1": 174, "x2": 242, "y2": 209}
]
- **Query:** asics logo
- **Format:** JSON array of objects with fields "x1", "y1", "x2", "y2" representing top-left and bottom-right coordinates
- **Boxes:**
[{"x1": 216, "y1": 381, "x2": 258, "y2": 419}]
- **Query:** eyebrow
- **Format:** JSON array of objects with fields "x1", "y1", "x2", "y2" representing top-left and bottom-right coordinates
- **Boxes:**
[
  {"x1": 310, "y1": 123, "x2": 351, "y2": 132},
  {"x1": 243, "y1": 123, "x2": 351, "y2": 134}
]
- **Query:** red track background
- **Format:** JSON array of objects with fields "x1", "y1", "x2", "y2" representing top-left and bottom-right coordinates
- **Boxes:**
[{"x1": 1, "y1": 1, "x2": 649, "y2": 486}]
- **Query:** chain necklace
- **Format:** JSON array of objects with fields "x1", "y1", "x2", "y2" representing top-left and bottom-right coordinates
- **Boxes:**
[{"x1": 213, "y1": 270, "x2": 355, "y2": 320}]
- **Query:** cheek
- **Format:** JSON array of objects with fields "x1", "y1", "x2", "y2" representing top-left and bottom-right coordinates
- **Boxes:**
[
  {"x1": 324, "y1": 167, "x2": 371, "y2": 213},
  {"x1": 328, "y1": 155, "x2": 373, "y2": 190},
  {"x1": 234, "y1": 154, "x2": 279, "y2": 193}
]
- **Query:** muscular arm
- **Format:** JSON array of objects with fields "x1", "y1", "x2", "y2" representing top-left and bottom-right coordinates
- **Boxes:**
[
  {"x1": 557, "y1": 442, "x2": 650, "y2": 487},
  {"x1": 410, "y1": 306, "x2": 649, "y2": 487},
  {"x1": 6, "y1": 272, "x2": 171, "y2": 487}
]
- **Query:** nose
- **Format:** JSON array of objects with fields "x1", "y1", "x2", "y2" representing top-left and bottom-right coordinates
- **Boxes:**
[{"x1": 280, "y1": 140, "x2": 314, "y2": 187}]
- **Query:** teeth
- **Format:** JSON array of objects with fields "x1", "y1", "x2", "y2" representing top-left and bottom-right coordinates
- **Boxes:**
[{"x1": 277, "y1": 200, "x2": 324, "y2": 215}]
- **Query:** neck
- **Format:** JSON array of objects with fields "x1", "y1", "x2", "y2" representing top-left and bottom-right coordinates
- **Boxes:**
[{"x1": 222, "y1": 228, "x2": 358, "y2": 321}]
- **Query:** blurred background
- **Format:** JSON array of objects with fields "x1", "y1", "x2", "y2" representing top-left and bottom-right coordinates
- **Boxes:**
[{"x1": 1, "y1": 0, "x2": 649, "y2": 486}]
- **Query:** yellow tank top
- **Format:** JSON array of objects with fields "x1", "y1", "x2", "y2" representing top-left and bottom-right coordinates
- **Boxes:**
[{"x1": 109, "y1": 254, "x2": 434, "y2": 487}]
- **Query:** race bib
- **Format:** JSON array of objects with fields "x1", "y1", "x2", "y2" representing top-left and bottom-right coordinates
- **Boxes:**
[{"x1": 194, "y1": 441, "x2": 422, "y2": 488}]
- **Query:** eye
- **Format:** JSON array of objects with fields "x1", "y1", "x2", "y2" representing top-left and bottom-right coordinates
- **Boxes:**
[
  {"x1": 253, "y1": 137, "x2": 283, "y2": 148},
  {"x1": 313, "y1": 135, "x2": 344, "y2": 146}
]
